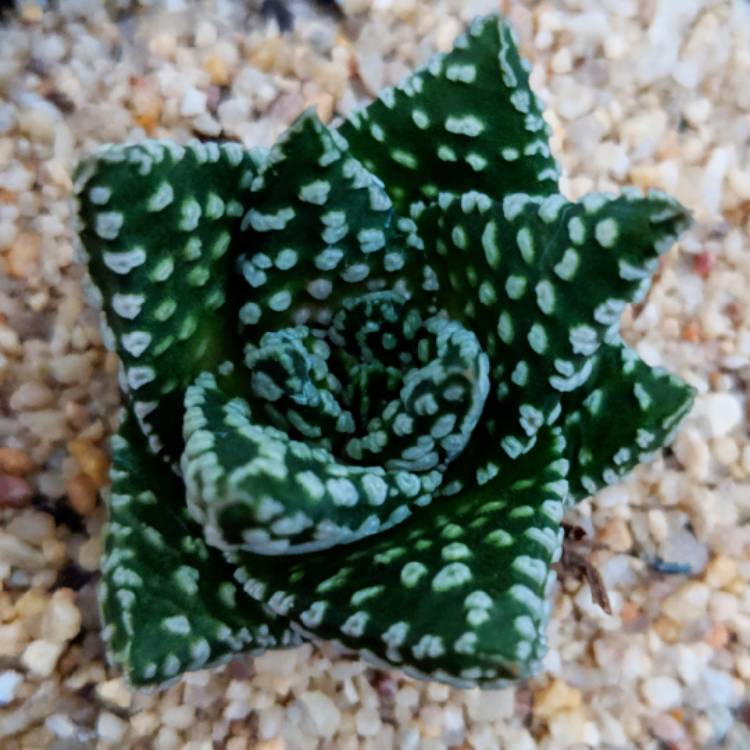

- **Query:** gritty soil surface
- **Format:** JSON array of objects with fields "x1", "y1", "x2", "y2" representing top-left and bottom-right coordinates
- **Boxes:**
[{"x1": 1, "y1": 0, "x2": 749, "y2": 748}]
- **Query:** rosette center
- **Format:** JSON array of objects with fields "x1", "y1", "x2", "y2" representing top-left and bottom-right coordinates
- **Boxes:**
[{"x1": 182, "y1": 291, "x2": 489, "y2": 556}]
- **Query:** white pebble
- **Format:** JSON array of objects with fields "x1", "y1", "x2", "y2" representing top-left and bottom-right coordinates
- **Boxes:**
[
  {"x1": 641, "y1": 676, "x2": 682, "y2": 710},
  {"x1": 300, "y1": 691, "x2": 341, "y2": 738},
  {"x1": 97, "y1": 711, "x2": 128, "y2": 743},
  {"x1": 355, "y1": 707, "x2": 382, "y2": 737},
  {"x1": 20, "y1": 640, "x2": 64, "y2": 677},
  {"x1": 0, "y1": 670, "x2": 22, "y2": 705},
  {"x1": 181, "y1": 88, "x2": 208, "y2": 118},
  {"x1": 701, "y1": 393, "x2": 743, "y2": 437}
]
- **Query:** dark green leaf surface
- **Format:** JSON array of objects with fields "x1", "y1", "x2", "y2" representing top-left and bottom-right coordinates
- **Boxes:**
[
  {"x1": 76, "y1": 141, "x2": 260, "y2": 460},
  {"x1": 235, "y1": 109, "x2": 417, "y2": 344},
  {"x1": 100, "y1": 414, "x2": 299, "y2": 686},
  {"x1": 339, "y1": 15, "x2": 559, "y2": 214},
  {"x1": 227, "y1": 429, "x2": 568, "y2": 686},
  {"x1": 410, "y1": 189, "x2": 691, "y2": 461},
  {"x1": 562, "y1": 343, "x2": 695, "y2": 501}
]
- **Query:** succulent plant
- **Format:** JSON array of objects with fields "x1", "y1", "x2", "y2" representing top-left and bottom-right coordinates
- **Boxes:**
[{"x1": 75, "y1": 14, "x2": 694, "y2": 689}]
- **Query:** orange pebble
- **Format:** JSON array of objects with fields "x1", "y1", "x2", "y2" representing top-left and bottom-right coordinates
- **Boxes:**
[
  {"x1": 0, "y1": 447, "x2": 34, "y2": 476},
  {"x1": 68, "y1": 439, "x2": 109, "y2": 488}
]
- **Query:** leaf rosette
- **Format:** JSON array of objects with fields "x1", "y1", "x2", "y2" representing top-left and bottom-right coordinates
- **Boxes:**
[{"x1": 75, "y1": 15, "x2": 694, "y2": 688}]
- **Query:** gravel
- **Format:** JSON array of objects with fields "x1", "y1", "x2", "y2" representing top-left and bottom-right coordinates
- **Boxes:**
[{"x1": 1, "y1": 0, "x2": 750, "y2": 747}]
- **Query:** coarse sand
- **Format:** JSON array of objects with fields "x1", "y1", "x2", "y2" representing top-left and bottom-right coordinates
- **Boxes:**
[{"x1": 1, "y1": 0, "x2": 749, "y2": 747}]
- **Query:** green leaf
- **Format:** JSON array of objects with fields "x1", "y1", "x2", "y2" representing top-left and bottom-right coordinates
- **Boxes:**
[
  {"x1": 338, "y1": 15, "x2": 559, "y2": 214},
  {"x1": 237, "y1": 291, "x2": 490, "y2": 469},
  {"x1": 562, "y1": 343, "x2": 695, "y2": 500},
  {"x1": 75, "y1": 140, "x2": 261, "y2": 459},
  {"x1": 227, "y1": 428, "x2": 569, "y2": 687},
  {"x1": 99, "y1": 413, "x2": 299, "y2": 686},
  {"x1": 181, "y1": 326, "x2": 487, "y2": 553},
  {"x1": 409, "y1": 188, "x2": 691, "y2": 460},
  {"x1": 236, "y1": 109, "x2": 418, "y2": 344}
]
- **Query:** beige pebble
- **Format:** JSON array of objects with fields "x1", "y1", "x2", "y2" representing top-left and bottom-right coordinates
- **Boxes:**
[
  {"x1": 130, "y1": 710, "x2": 160, "y2": 737},
  {"x1": 534, "y1": 679, "x2": 583, "y2": 719},
  {"x1": 21, "y1": 639, "x2": 65, "y2": 677},
  {"x1": 711, "y1": 436, "x2": 739, "y2": 465},
  {"x1": 15, "y1": 589, "x2": 49, "y2": 637},
  {"x1": 662, "y1": 582, "x2": 710, "y2": 623},
  {"x1": 647, "y1": 509, "x2": 669, "y2": 543},
  {"x1": 704, "y1": 555, "x2": 738, "y2": 588},
  {"x1": 435, "y1": 18, "x2": 462, "y2": 51},
  {"x1": 41, "y1": 538, "x2": 66, "y2": 567},
  {"x1": 709, "y1": 591, "x2": 738, "y2": 623},
  {"x1": 426, "y1": 681, "x2": 450, "y2": 702},
  {"x1": 300, "y1": 690, "x2": 341, "y2": 738},
  {"x1": 97, "y1": 711, "x2": 128, "y2": 743},
  {"x1": 77, "y1": 534, "x2": 101, "y2": 571},
  {"x1": 163, "y1": 705, "x2": 196, "y2": 731},
  {"x1": 154, "y1": 725, "x2": 182, "y2": 750},
  {"x1": 550, "y1": 48, "x2": 572, "y2": 74},
  {"x1": 0, "y1": 621, "x2": 27, "y2": 658},
  {"x1": 0, "y1": 532, "x2": 46, "y2": 572},
  {"x1": 6, "y1": 230, "x2": 40, "y2": 278},
  {"x1": 653, "y1": 615, "x2": 682, "y2": 644},
  {"x1": 66, "y1": 473, "x2": 98, "y2": 515},
  {"x1": 673, "y1": 426, "x2": 710, "y2": 480},
  {"x1": 307, "y1": 92, "x2": 335, "y2": 123},
  {"x1": 464, "y1": 688, "x2": 515, "y2": 722},
  {"x1": 9, "y1": 382, "x2": 53, "y2": 411},
  {"x1": 736, "y1": 654, "x2": 750, "y2": 680},
  {"x1": 50, "y1": 353, "x2": 93, "y2": 386},
  {"x1": 546, "y1": 709, "x2": 589, "y2": 744},
  {"x1": 40, "y1": 589, "x2": 81, "y2": 644},
  {"x1": 598, "y1": 517, "x2": 633, "y2": 552},
  {"x1": 96, "y1": 677, "x2": 132, "y2": 710},
  {"x1": 8, "y1": 510, "x2": 54, "y2": 545}
]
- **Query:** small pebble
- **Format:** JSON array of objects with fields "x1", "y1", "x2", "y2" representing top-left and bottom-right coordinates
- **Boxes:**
[
  {"x1": 21, "y1": 640, "x2": 65, "y2": 678},
  {"x1": 641, "y1": 676, "x2": 682, "y2": 711},
  {"x1": 40, "y1": 588, "x2": 81, "y2": 644},
  {"x1": 0, "y1": 474, "x2": 32, "y2": 508},
  {"x1": 68, "y1": 438, "x2": 109, "y2": 487},
  {"x1": 702, "y1": 393, "x2": 743, "y2": 437},
  {"x1": 534, "y1": 679, "x2": 583, "y2": 719},
  {"x1": 97, "y1": 711, "x2": 128, "y2": 743},
  {"x1": 7, "y1": 231, "x2": 41, "y2": 279},
  {"x1": 300, "y1": 691, "x2": 340, "y2": 738},
  {"x1": 0, "y1": 447, "x2": 33, "y2": 476},
  {"x1": 662, "y1": 582, "x2": 710, "y2": 623},
  {"x1": 65, "y1": 473, "x2": 98, "y2": 515},
  {"x1": 181, "y1": 88, "x2": 208, "y2": 118},
  {"x1": 96, "y1": 677, "x2": 132, "y2": 710},
  {"x1": 651, "y1": 712, "x2": 686, "y2": 744},
  {"x1": 0, "y1": 670, "x2": 23, "y2": 705},
  {"x1": 355, "y1": 707, "x2": 382, "y2": 737}
]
